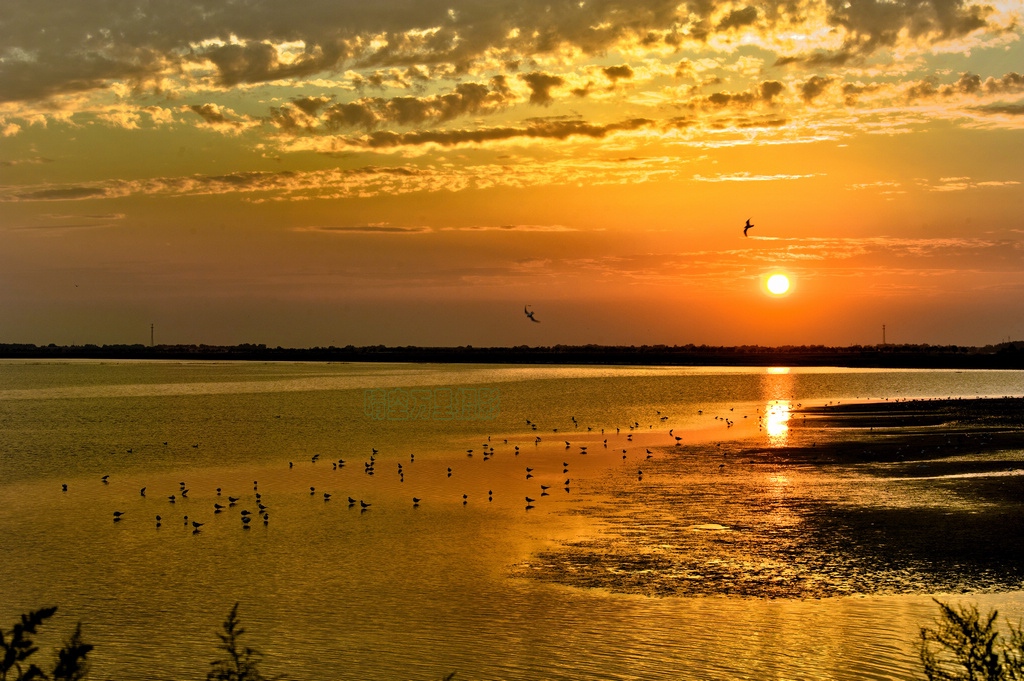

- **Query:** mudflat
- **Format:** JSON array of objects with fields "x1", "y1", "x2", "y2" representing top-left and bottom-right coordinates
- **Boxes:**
[{"x1": 516, "y1": 397, "x2": 1024, "y2": 599}]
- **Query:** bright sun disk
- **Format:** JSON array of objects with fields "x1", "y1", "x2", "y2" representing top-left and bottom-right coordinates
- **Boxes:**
[{"x1": 766, "y1": 274, "x2": 790, "y2": 295}]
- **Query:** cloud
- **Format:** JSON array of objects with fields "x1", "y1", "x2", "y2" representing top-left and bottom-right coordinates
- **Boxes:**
[
  {"x1": 692, "y1": 172, "x2": 821, "y2": 182},
  {"x1": 333, "y1": 116, "x2": 656, "y2": 149},
  {"x1": 716, "y1": 6, "x2": 758, "y2": 31},
  {"x1": 291, "y1": 79, "x2": 515, "y2": 130},
  {"x1": 0, "y1": 0, "x2": 1016, "y2": 112},
  {"x1": 760, "y1": 80, "x2": 785, "y2": 102},
  {"x1": 1, "y1": 156, "x2": 54, "y2": 167},
  {"x1": 602, "y1": 64, "x2": 635, "y2": 83},
  {"x1": 201, "y1": 40, "x2": 349, "y2": 87},
  {"x1": 0, "y1": 45, "x2": 168, "y2": 103},
  {"x1": 917, "y1": 177, "x2": 1022, "y2": 192},
  {"x1": 800, "y1": 75, "x2": 834, "y2": 102},
  {"x1": 6, "y1": 221, "x2": 118, "y2": 233},
  {"x1": 971, "y1": 103, "x2": 1024, "y2": 116},
  {"x1": 443, "y1": 224, "x2": 581, "y2": 232},
  {"x1": 293, "y1": 224, "x2": 432, "y2": 234},
  {"x1": 774, "y1": 52, "x2": 856, "y2": 68},
  {"x1": 183, "y1": 103, "x2": 256, "y2": 133},
  {"x1": 804, "y1": 0, "x2": 994, "y2": 61},
  {"x1": 12, "y1": 186, "x2": 111, "y2": 201},
  {"x1": 2, "y1": 153, "x2": 702, "y2": 204},
  {"x1": 519, "y1": 72, "x2": 565, "y2": 105}
]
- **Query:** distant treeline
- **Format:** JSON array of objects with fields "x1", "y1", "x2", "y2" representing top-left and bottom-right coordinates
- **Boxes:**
[{"x1": 2, "y1": 341, "x2": 1023, "y2": 368}]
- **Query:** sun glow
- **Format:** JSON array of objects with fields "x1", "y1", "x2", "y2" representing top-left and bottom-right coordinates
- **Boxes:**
[
  {"x1": 764, "y1": 400, "x2": 791, "y2": 444},
  {"x1": 766, "y1": 273, "x2": 790, "y2": 295}
]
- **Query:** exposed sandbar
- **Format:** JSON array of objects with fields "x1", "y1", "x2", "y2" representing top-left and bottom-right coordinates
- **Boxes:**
[{"x1": 514, "y1": 397, "x2": 1024, "y2": 599}]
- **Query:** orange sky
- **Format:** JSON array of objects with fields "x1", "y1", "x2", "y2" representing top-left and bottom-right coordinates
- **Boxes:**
[{"x1": 2, "y1": 1, "x2": 1023, "y2": 347}]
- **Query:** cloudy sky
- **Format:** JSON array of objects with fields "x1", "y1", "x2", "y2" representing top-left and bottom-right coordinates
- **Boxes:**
[{"x1": 2, "y1": 0, "x2": 1022, "y2": 348}]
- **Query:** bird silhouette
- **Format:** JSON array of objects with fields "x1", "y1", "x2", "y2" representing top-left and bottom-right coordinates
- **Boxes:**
[
  {"x1": 743, "y1": 218, "x2": 754, "y2": 237},
  {"x1": 524, "y1": 305, "x2": 540, "y2": 323}
]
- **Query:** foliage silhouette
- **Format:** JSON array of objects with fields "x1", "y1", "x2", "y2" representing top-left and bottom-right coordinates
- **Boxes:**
[
  {"x1": 3, "y1": 605, "x2": 461, "y2": 681},
  {"x1": 207, "y1": 603, "x2": 280, "y2": 681},
  {"x1": 920, "y1": 599, "x2": 1024, "y2": 681},
  {"x1": 0, "y1": 607, "x2": 92, "y2": 681}
]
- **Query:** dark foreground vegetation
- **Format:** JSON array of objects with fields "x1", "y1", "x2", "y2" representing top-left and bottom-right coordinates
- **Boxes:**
[
  {"x1": 2, "y1": 341, "x2": 1023, "y2": 368},
  {"x1": 920, "y1": 600, "x2": 1024, "y2": 681},
  {"x1": 1, "y1": 605, "x2": 456, "y2": 681},
  {"x1": 3, "y1": 601, "x2": 1019, "y2": 680}
]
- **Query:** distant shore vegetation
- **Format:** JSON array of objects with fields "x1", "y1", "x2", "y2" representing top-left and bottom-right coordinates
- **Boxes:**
[{"x1": 1, "y1": 341, "x2": 1023, "y2": 369}]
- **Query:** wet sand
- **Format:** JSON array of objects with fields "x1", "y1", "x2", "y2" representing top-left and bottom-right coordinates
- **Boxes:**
[{"x1": 515, "y1": 397, "x2": 1024, "y2": 599}]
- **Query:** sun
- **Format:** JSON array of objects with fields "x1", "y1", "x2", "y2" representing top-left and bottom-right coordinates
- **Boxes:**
[{"x1": 766, "y1": 273, "x2": 791, "y2": 295}]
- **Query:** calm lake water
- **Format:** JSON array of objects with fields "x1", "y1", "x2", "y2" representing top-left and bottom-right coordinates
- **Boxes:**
[{"x1": 1, "y1": 361, "x2": 1022, "y2": 680}]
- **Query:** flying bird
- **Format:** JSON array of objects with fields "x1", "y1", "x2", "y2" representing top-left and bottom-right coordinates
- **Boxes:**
[
  {"x1": 524, "y1": 305, "x2": 540, "y2": 323},
  {"x1": 743, "y1": 218, "x2": 754, "y2": 237}
]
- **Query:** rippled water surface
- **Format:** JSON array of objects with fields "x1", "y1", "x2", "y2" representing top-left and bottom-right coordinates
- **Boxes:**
[{"x1": 1, "y1": 361, "x2": 1022, "y2": 680}]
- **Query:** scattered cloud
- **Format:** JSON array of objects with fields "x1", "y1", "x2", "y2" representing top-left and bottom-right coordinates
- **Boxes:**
[
  {"x1": 292, "y1": 224, "x2": 432, "y2": 234},
  {"x1": 692, "y1": 172, "x2": 822, "y2": 182},
  {"x1": 442, "y1": 224, "x2": 581, "y2": 232},
  {"x1": 917, "y1": 177, "x2": 1021, "y2": 192},
  {"x1": 519, "y1": 72, "x2": 566, "y2": 106}
]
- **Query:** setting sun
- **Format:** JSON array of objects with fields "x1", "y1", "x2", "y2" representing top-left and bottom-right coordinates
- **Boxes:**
[{"x1": 766, "y1": 274, "x2": 791, "y2": 295}]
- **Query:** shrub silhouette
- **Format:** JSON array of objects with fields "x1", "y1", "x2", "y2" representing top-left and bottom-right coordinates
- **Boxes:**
[
  {"x1": 920, "y1": 599, "x2": 1024, "y2": 680},
  {"x1": 0, "y1": 607, "x2": 92, "y2": 681},
  {"x1": 207, "y1": 603, "x2": 280, "y2": 681},
  {"x1": 3, "y1": 604, "x2": 458, "y2": 680}
]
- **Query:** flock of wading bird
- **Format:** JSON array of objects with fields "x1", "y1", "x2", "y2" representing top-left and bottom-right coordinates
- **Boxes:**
[{"x1": 69, "y1": 406, "x2": 764, "y2": 534}]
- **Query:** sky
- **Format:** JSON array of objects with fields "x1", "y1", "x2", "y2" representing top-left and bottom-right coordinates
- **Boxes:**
[{"x1": 1, "y1": 0, "x2": 1023, "y2": 348}]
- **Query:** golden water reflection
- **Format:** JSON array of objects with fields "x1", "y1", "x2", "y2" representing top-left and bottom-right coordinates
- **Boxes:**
[{"x1": 764, "y1": 400, "x2": 791, "y2": 445}]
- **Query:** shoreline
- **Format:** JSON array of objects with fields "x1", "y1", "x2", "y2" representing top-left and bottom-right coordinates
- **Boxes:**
[
  {"x1": 514, "y1": 396, "x2": 1024, "y2": 599},
  {"x1": 2, "y1": 342, "x2": 1023, "y2": 369}
]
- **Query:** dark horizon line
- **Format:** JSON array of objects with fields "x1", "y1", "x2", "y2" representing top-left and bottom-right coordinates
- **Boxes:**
[{"x1": 1, "y1": 340, "x2": 1022, "y2": 369}]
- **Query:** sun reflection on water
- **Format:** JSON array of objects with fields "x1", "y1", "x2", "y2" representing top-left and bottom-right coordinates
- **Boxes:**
[{"x1": 764, "y1": 400, "x2": 791, "y2": 445}]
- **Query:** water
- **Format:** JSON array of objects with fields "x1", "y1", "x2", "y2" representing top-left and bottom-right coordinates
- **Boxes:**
[{"x1": 1, "y1": 361, "x2": 1021, "y2": 680}]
